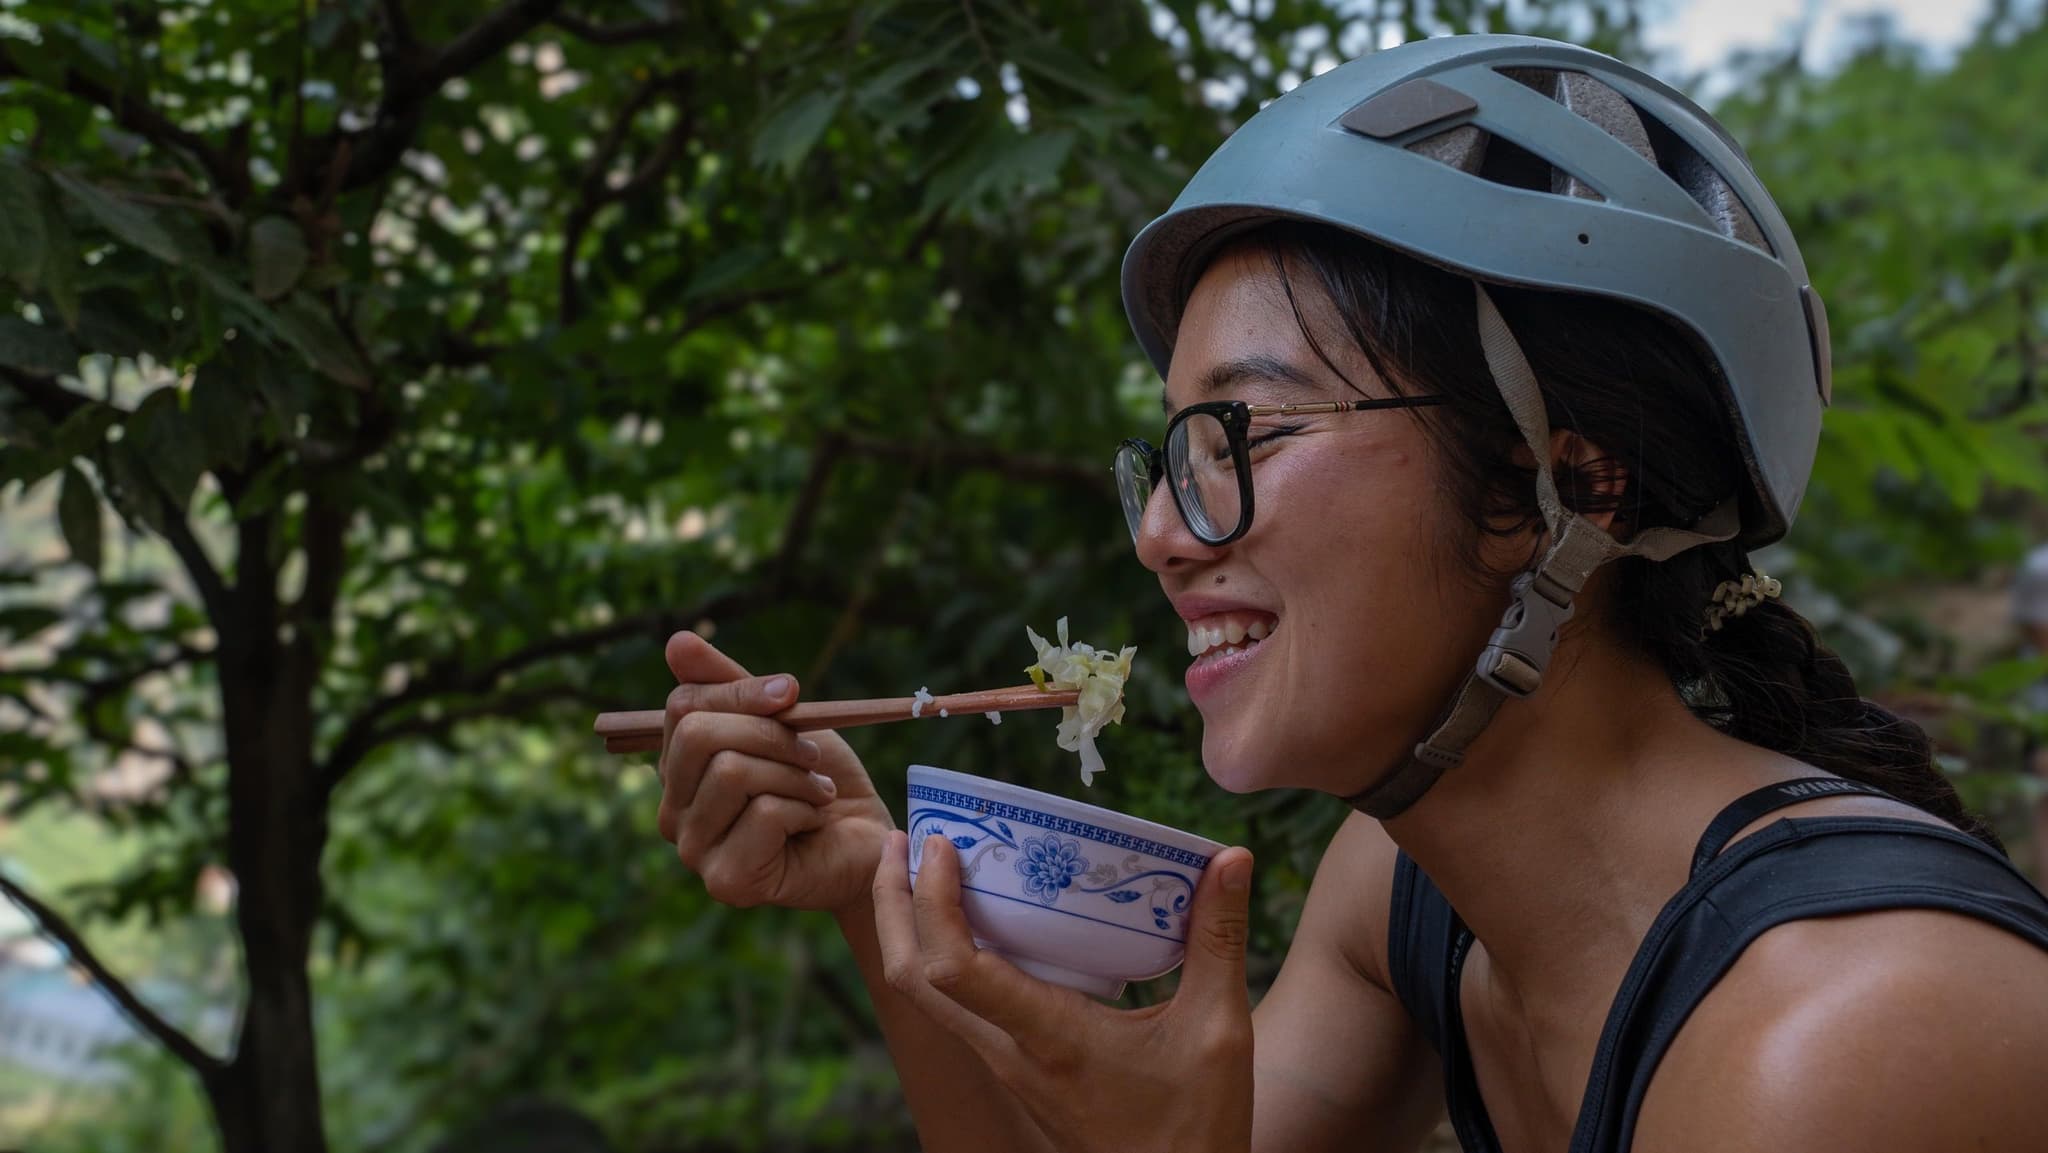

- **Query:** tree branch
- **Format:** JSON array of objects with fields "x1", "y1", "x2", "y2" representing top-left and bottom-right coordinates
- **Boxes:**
[
  {"x1": 840, "y1": 430, "x2": 1114, "y2": 497},
  {"x1": 1, "y1": 373, "x2": 236, "y2": 623},
  {"x1": 357, "y1": 682, "x2": 622, "y2": 750},
  {"x1": 319, "y1": 591, "x2": 754, "y2": 793},
  {"x1": 550, "y1": 10, "x2": 684, "y2": 44},
  {"x1": 429, "y1": 0, "x2": 562, "y2": 88},
  {"x1": 960, "y1": 0, "x2": 1000, "y2": 81},
  {"x1": 378, "y1": 0, "x2": 418, "y2": 52},
  {"x1": 0, "y1": 872, "x2": 225, "y2": 1077},
  {"x1": 74, "y1": 643, "x2": 209, "y2": 716},
  {"x1": 772, "y1": 433, "x2": 845, "y2": 592},
  {"x1": 804, "y1": 484, "x2": 919, "y2": 686},
  {"x1": 0, "y1": 49, "x2": 237, "y2": 194},
  {"x1": 665, "y1": 157, "x2": 940, "y2": 340},
  {"x1": 675, "y1": 266, "x2": 845, "y2": 339},
  {"x1": 79, "y1": 703, "x2": 200, "y2": 790},
  {"x1": 332, "y1": 0, "x2": 565, "y2": 194},
  {"x1": 560, "y1": 70, "x2": 693, "y2": 324}
]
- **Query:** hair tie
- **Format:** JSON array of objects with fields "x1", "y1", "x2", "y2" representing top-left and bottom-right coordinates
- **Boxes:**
[{"x1": 1702, "y1": 571, "x2": 1782, "y2": 636}]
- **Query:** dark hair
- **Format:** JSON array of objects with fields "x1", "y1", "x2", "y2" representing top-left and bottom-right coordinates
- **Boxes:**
[{"x1": 1229, "y1": 221, "x2": 2000, "y2": 850}]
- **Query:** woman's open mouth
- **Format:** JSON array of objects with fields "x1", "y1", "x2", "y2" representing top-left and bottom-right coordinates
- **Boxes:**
[{"x1": 1184, "y1": 611, "x2": 1277, "y2": 705}]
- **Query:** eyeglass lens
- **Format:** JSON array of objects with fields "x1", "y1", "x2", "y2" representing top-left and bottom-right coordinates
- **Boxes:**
[{"x1": 1116, "y1": 412, "x2": 1246, "y2": 545}]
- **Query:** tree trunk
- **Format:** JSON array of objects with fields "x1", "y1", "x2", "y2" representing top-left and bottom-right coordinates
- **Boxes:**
[
  {"x1": 211, "y1": 541, "x2": 331, "y2": 1153},
  {"x1": 207, "y1": 919, "x2": 327, "y2": 1153}
]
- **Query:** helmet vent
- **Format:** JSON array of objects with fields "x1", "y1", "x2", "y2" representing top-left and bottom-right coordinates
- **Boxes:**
[
  {"x1": 1406, "y1": 123, "x2": 1488, "y2": 173},
  {"x1": 1635, "y1": 109, "x2": 1774, "y2": 254},
  {"x1": 1475, "y1": 134, "x2": 1580, "y2": 196}
]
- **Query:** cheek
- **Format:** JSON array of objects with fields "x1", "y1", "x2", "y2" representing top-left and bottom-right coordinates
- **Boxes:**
[
  {"x1": 1216, "y1": 443, "x2": 1495, "y2": 788},
  {"x1": 1274, "y1": 442, "x2": 1447, "y2": 617}
]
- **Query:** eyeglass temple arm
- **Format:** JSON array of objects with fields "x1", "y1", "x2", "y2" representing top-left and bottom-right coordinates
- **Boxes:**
[{"x1": 1244, "y1": 397, "x2": 1446, "y2": 416}]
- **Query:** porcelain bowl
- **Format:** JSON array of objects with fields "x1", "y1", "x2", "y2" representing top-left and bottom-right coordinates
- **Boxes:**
[{"x1": 905, "y1": 764, "x2": 1226, "y2": 1000}]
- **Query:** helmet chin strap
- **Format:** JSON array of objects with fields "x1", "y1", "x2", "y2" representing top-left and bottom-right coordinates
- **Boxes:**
[{"x1": 1343, "y1": 283, "x2": 1740, "y2": 821}]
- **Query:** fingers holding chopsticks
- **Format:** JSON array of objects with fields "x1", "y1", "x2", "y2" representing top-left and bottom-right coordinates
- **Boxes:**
[
  {"x1": 669, "y1": 744, "x2": 835, "y2": 861},
  {"x1": 701, "y1": 795, "x2": 831, "y2": 906},
  {"x1": 659, "y1": 709, "x2": 826, "y2": 841},
  {"x1": 651, "y1": 629, "x2": 896, "y2": 915},
  {"x1": 656, "y1": 629, "x2": 833, "y2": 853}
]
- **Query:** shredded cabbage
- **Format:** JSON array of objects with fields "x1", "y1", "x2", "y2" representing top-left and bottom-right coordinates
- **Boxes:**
[{"x1": 1023, "y1": 617, "x2": 1136, "y2": 786}]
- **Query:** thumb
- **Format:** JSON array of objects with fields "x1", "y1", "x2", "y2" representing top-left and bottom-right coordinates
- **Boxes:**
[{"x1": 1178, "y1": 847, "x2": 1253, "y2": 1001}]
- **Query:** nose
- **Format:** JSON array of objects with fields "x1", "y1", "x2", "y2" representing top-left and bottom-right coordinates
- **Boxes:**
[{"x1": 1134, "y1": 478, "x2": 1226, "y2": 574}]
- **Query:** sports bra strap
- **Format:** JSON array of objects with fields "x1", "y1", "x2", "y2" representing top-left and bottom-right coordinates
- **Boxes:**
[{"x1": 1689, "y1": 777, "x2": 1894, "y2": 878}]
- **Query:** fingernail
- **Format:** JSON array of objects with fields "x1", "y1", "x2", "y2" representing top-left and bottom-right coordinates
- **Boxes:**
[
  {"x1": 797, "y1": 737, "x2": 822, "y2": 763},
  {"x1": 810, "y1": 771, "x2": 836, "y2": 797},
  {"x1": 762, "y1": 675, "x2": 792, "y2": 702},
  {"x1": 1222, "y1": 857, "x2": 1251, "y2": 894}
]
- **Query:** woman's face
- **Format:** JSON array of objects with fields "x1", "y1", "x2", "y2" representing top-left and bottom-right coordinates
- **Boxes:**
[{"x1": 1138, "y1": 246, "x2": 1507, "y2": 794}]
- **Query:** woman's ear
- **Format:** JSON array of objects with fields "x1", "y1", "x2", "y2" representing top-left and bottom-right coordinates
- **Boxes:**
[{"x1": 1507, "y1": 429, "x2": 1631, "y2": 537}]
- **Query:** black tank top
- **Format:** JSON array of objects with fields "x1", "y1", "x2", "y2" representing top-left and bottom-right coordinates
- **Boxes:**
[{"x1": 1385, "y1": 777, "x2": 2048, "y2": 1153}]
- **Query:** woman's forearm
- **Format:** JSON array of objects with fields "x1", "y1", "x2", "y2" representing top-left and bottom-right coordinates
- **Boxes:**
[{"x1": 834, "y1": 898, "x2": 1058, "y2": 1153}]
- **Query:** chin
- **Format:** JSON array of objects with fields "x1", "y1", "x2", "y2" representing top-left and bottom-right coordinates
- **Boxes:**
[{"x1": 1199, "y1": 730, "x2": 1289, "y2": 794}]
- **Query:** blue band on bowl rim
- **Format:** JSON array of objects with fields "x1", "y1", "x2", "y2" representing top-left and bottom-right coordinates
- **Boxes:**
[{"x1": 907, "y1": 784, "x2": 1213, "y2": 870}]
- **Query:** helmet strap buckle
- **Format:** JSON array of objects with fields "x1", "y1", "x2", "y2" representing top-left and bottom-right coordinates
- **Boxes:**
[{"x1": 1477, "y1": 569, "x2": 1576, "y2": 698}]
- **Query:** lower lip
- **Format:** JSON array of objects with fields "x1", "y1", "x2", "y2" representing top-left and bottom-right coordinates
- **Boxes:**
[{"x1": 1184, "y1": 635, "x2": 1270, "y2": 708}]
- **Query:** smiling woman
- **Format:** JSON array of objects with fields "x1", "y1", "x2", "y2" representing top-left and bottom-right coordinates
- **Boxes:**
[{"x1": 650, "y1": 31, "x2": 2048, "y2": 1153}]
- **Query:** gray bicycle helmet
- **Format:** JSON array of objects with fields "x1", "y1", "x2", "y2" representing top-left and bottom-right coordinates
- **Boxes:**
[{"x1": 1120, "y1": 35, "x2": 1831, "y2": 818}]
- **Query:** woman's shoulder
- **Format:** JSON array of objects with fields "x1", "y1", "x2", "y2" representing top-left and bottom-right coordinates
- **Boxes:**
[
  {"x1": 1292, "y1": 811, "x2": 1407, "y2": 990},
  {"x1": 1636, "y1": 903, "x2": 2048, "y2": 1152}
]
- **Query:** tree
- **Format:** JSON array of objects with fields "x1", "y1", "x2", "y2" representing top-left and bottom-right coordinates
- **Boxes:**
[{"x1": 3, "y1": 2, "x2": 2040, "y2": 1151}]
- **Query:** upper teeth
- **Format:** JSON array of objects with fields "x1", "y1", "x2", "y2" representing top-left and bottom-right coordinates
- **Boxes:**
[{"x1": 1187, "y1": 616, "x2": 1273, "y2": 657}]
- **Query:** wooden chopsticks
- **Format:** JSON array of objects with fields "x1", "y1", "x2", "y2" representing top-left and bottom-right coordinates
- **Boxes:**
[{"x1": 593, "y1": 684, "x2": 1081, "y2": 755}]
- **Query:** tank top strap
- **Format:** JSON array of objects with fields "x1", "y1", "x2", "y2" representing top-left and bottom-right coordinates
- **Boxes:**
[
  {"x1": 1689, "y1": 776, "x2": 1894, "y2": 879},
  {"x1": 1386, "y1": 850, "x2": 1461, "y2": 1057}
]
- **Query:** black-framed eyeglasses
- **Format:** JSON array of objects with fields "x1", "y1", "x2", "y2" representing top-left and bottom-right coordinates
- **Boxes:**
[{"x1": 1114, "y1": 397, "x2": 1447, "y2": 547}]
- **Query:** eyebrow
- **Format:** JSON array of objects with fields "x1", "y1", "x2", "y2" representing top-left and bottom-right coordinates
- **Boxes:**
[{"x1": 1161, "y1": 354, "x2": 1329, "y2": 415}]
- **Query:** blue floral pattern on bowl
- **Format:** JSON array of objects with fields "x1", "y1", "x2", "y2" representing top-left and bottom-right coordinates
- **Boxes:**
[
  {"x1": 1017, "y1": 834, "x2": 1089, "y2": 903},
  {"x1": 907, "y1": 786, "x2": 1204, "y2": 937}
]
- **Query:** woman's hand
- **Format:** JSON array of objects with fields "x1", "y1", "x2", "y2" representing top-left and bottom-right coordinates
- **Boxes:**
[
  {"x1": 872, "y1": 829, "x2": 1257, "y2": 1153},
  {"x1": 656, "y1": 631, "x2": 894, "y2": 915}
]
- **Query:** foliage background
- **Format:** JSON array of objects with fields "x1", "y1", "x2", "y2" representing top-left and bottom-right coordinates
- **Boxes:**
[{"x1": 0, "y1": 1, "x2": 2044, "y2": 1150}]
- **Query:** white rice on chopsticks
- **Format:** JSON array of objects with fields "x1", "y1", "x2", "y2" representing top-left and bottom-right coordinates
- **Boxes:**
[{"x1": 1023, "y1": 617, "x2": 1136, "y2": 786}]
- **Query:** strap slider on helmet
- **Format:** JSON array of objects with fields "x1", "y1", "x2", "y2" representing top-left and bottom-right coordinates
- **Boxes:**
[{"x1": 1477, "y1": 570, "x2": 1576, "y2": 698}]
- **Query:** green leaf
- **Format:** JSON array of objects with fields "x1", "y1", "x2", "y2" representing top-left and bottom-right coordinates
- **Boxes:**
[
  {"x1": 52, "y1": 172, "x2": 187, "y2": 266},
  {"x1": 47, "y1": 403, "x2": 118, "y2": 459},
  {"x1": 250, "y1": 216, "x2": 309, "y2": 301},
  {"x1": 753, "y1": 90, "x2": 841, "y2": 176},
  {"x1": 0, "y1": 316, "x2": 79, "y2": 375},
  {"x1": 99, "y1": 440, "x2": 166, "y2": 535},
  {"x1": 233, "y1": 451, "x2": 294, "y2": 520},
  {"x1": 307, "y1": 7, "x2": 347, "y2": 50},
  {"x1": 0, "y1": 605, "x2": 62, "y2": 642},
  {"x1": 41, "y1": 22, "x2": 121, "y2": 91},
  {"x1": 270, "y1": 296, "x2": 370, "y2": 388},
  {"x1": 853, "y1": 35, "x2": 967, "y2": 113},
  {"x1": 681, "y1": 244, "x2": 772, "y2": 303},
  {"x1": 57, "y1": 464, "x2": 102, "y2": 574},
  {"x1": 0, "y1": 157, "x2": 47, "y2": 288},
  {"x1": 920, "y1": 127, "x2": 1076, "y2": 217},
  {"x1": 127, "y1": 388, "x2": 206, "y2": 509},
  {"x1": 37, "y1": 181, "x2": 80, "y2": 329},
  {"x1": 189, "y1": 362, "x2": 253, "y2": 472},
  {"x1": 0, "y1": 33, "x2": 65, "y2": 88},
  {"x1": 0, "y1": 446, "x2": 58, "y2": 491},
  {"x1": 1007, "y1": 39, "x2": 1129, "y2": 106},
  {"x1": 76, "y1": 292, "x2": 159, "y2": 358}
]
